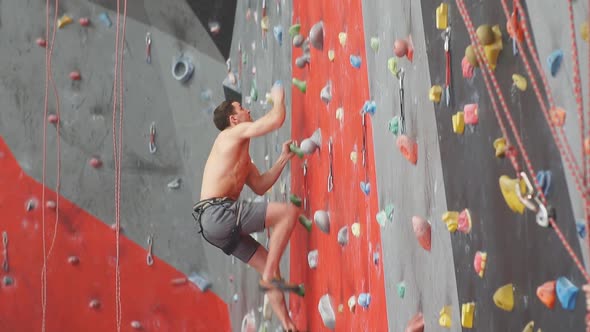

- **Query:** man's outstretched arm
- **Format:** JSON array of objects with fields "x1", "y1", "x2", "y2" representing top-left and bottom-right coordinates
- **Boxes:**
[{"x1": 246, "y1": 140, "x2": 294, "y2": 195}]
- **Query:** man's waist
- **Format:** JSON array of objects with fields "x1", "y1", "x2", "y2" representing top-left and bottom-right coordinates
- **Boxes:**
[{"x1": 193, "y1": 197, "x2": 235, "y2": 211}]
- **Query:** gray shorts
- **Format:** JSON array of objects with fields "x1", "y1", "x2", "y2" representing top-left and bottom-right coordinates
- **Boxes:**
[{"x1": 193, "y1": 198, "x2": 267, "y2": 263}]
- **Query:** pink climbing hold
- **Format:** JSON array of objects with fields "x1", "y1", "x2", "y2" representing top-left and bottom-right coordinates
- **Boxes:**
[
  {"x1": 405, "y1": 312, "x2": 424, "y2": 332},
  {"x1": 412, "y1": 216, "x2": 431, "y2": 251},
  {"x1": 36, "y1": 38, "x2": 47, "y2": 48},
  {"x1": 397, "y1": 135, "x2": 418, "y2": 165},
  {"x1": 462, "y1": 57, "x2": 474, "y2": 79},
  {"x1": 69, "y1": 71, "x2": 81, "y2": 81},
  {"x1": 457, "y1": 209, "x2": 472, "y2": 233},
  {"x1": 394, "y1": 38, "x2": 414, "y2": 62},
  {"x1": 463, "y1": 104, "x2": 478, "y2": 125},
  {"x1": 47, "y1": 114, "x2": 59, "y2": 124},
  {"x1": 474, "y1": 251, "x2": 487, "y2": 277},
  {"x1": 45, "y1": 200, "x2": 57, "y2": 209},
  {"x1": 89, "y1": 157, "x2": 102, "y2": 168},
  {"x1": 79, "y1": 17, "x2": 90, "y2": 26}
]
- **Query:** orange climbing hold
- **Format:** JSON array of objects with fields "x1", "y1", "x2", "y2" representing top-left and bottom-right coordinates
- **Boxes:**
[
  {"x1": 550, "y1": 107, "x2": 566, "y2": 127},
  {"x1": 405, "y1": 312, "x2": 424, "y2": 332},
  {"x1": 536, "y1": 280, "x2": 556, "y2": 309},
  {"x1": 412, "y1": 216, "x2": 431, "y2": 252},
  {"x1": 506, "y1": 9, "x2": 524, "y2": 43},
  {"x1": 397, "y1": 135, "x2": 418, "y2": 165}
]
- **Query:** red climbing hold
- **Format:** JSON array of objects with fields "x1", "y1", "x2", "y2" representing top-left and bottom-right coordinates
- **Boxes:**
[
  {"x1": 89, "y1": 157, "x2": 102, "y2": 168},
  {"x1": 47, "y1": 114, "x2": 59, "y2": 125},
  {"x1": 397, "y1": 135, "x2": 418, "y2": 165},
  {"x1": 405, "y1": 312, "x2": 424, "y2": 332},
  {"x1": 412, "y1": 216, "x2": 431, "y2": 251},
  {"x1": 536, "y1": 280, "x2": 557, "y2": 309},
  {"x1": 69, "y1": 71, "x2": 81, "y2": 81},
  {"x1": 36, "y1": 38, "x2": 47, "y2": 48},
  {"x1": 394, "y1": 37, "x2": 414, "y2": 62},
  {"x1": 79, "y1": 17, "x2": 90, "y2": 27}
]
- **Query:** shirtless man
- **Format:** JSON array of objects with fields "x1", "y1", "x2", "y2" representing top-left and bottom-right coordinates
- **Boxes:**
[{"x1": 193, "y1": 82, "x2": 300, "y2": 331}]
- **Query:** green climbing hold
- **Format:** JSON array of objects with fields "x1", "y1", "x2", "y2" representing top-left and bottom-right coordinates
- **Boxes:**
[
  {"x1": 294, "y1": 284, "x2": 305, "y2": 297},
  {"x1": 397, "y1": 282, "x2": 406, "y2": 298},
  {"x1": 290, "y1": 194, "x2": 303, "y2": 207},
  {"x1": 298, "y1": 215, "x2": 312, "y2": 231},
  {"x1": 370, "y1": 37, "x2": 380, "y2": 52},
  {"x1": 289, "y1": 24, "x2": 301, "y2": 38},
  {"x1": 242, "y1": 52, "x2": 247, "y2": 65},
  {"x1": 292, "y1": 78, "x2": 307, "y2": 93},
  {"x1": 388, "y1": 116, "x2": 401, "y2": 136},
  {"x1": 289, "y1": 143, "x2": 304, "y2": 158},
  {"x1": 250, "y1": 80, "x2": 258, "y2": 101},
  {"x1": 385, "y1": 204, "x2": 394, "y2": 220},
  {"x1": 387, "y1": 57, "x2": 399, "y2": 77}
]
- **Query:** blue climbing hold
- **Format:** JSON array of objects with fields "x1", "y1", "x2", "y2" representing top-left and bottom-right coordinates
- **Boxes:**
[
  {"x1": 273, "y1": 26, "x2": 283, "y2": 46},
  {"x1": 556, "y1": 276, "x2": 579, "y2": 310},
  {"x1": 274, "y1": 80, "x2": 282, "y2": 87},
  {"x1": 547, "y1": 50, "x2": 564, "y2": 77},
  {"x1": 536, "y1": 170, "x2": 552, "y2": 197},
  {"x1": 360, "y1": 181, "x2": 370, "y2": 195},
  {"x1": 98, "y1": 12, "x2": 112, "y2": 28},
  {"x1": 357, "y1": 293, "x2": 371, "y2": 308},
  {"x1": 362, "y1": 100, "x2": 377, "y2": 116},
  {"x1": 350, "y1": 55, "x2": 362, "y2": 69},
  {"x1": 576, "y1": 220, "x2": 586, "y2": 238}
]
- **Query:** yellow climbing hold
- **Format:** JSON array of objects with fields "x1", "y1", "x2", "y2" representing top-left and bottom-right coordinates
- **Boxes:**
[
  {"x1": 465, "y1": 45, "x2": 479, "y2": 67},
  {"x1": 476, "y1": 25, "x2": 495, "y2": 45},
  {"x1": 512, "y1": 74, "x2": 527, "y2": 91},
  {"x1": 522, "y1": 321, "x2": 534, "y2": 332},
  {"x1": 261, "y1": 16, "x2": 270, "y2": 31},
  {"x1": 452, "y1": 112, "x2": 465, "y2": 134},
  {"x1": 338, "y1": 32, "x2": 347, "y2": 46},
  {"x1": 493, "y1": 283, "x2": 514, "y2": 312},
  {"x1": 493, "y1": 137, "x2": 507, "y2": 158},
  {"x1": 350, "y1": 151, "x2": 358, "y2": 164},
  {"x1": 581, "y1": 21, "x2": 589, "y2": 43},
  {"x1": 388, "y1": 57, "x2": 399, "y2": 76},
  {"x1": 58, "y1": 14, "x2": 73, "y2": 28},
  {"x1": 461, "y1": 302, "x2": 475, "y2": 328},
  {"x1": 336, "y1": 107, "x2": 344, "y2": 122},
  {"x1": 441, "y1": 211, "x2": 459, "y2": 233},
  {"x1": 429, "y1": 85, "x2": 443, "y2": 103},
  {"x1": 483, "y1": 25, "x2": 503, "y2": 70},
  {"x1": 499, "y1": 176, "x2": 527, "y2": 214},
  {"x1": 328, "y1": 50, "x2": 335, "y2": 62},
  {"x1": 438, "y1": 306, "x2": 452, "y2": 328},
  {"x1": 351, "y1": 222, "x2": 361, "y2": 237},
  {"x1": 436, "y1": 3, "x2": 449, "y2": 30}
]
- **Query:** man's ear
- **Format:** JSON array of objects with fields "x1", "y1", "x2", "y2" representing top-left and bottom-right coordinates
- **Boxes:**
[{"x1": 229, "y1": 114, "x2": 237, "y2": 125}]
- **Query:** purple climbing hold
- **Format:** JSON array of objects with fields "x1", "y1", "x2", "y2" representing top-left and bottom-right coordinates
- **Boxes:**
[
  {"x1": 547, "y1": 50, "x2": 563, "y2": 77},
  {"x1": 309, "y1": 21, "x2": 324, "y2": 50}
]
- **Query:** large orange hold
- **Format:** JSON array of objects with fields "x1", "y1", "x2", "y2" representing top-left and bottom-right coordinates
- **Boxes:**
[
  {"x1": 397, "y1": 135, "x2": 418, "y2": 165},
  {"x1": 405, "y1": 312, "x2": 425, "y2": 332},
  {"x1": 537, "y1": 280, "x2": 557, "y2": 309},
  {"x1": 412, "y1": 216, "x2": 431, "y2": 251}
]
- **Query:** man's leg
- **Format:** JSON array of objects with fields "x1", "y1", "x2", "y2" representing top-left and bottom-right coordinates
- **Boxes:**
[{"x1": 260, "y1": 202, "x2": 300, "y2": 281}]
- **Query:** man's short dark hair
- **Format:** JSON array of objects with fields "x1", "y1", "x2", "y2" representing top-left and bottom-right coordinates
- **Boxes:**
[{"x1": 213, "y1": 101, "x2": 235, "y2": 131}]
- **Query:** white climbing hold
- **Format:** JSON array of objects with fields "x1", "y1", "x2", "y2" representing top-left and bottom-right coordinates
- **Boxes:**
[
  {"x1": 320, "y1": 81, "x2": 332, "y2": 104},
  {"x1": 188, "y1": 272, "x2": 211, "y2": 291},
  {"x1": 337, "y1": 226, "x2": 349, "y2": 245},
  {"x1": 318, "y1": 294, "x2": 336, "y2": 329},
  {"x1": 309, "y1": 21, "x2": 324, "y2": 50},
  {"x1": 336, "y1": 107, "x2": 344, "y2": 122},
  {"x1": 314, "y1": 210, "x2": 331, "y2": 234},
  {"x1": 348, "y1": 296, "x2": 357, "y2": 312},
  {"x1": 351, "y1": 222, "x2": 361, "y2": 237},
  {"x1": 300, "y1": 128, "x2": 322, "y2": 154},
  {"x1": 168, "y1": 178, "x2": 181, "y2": 189},
  {"x1": 130, "y1": 321, "x2": 142, "y2": 329},
  {"x1": 338, "y1": 32, "x2": 347, "y2": 46},
  {"x1": 328, "y1": 50, "x2": 335, "y2": 61},
  {"x1": 308, "y1": 249, "x2": 319, "y2": 269}
]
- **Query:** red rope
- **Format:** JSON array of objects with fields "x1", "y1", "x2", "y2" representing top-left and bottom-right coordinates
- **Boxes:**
[{"x1": 455, "y1": 0, "x2": 590, "y2": 282}]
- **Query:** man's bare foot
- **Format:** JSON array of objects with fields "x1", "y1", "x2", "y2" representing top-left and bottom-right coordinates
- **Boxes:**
[{"x1": 265, "y1": 288, "x2": 296, "y2": 330}]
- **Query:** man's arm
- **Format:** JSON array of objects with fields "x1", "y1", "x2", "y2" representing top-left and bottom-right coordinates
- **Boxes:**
[
  {"x1": 246, "y1": 154, "x2": 290, "y2": 195},
  {"x1": 230, "y1": 85, "x2": 286, "y2": 139}
]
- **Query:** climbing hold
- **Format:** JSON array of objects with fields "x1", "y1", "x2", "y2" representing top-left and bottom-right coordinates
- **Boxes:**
[
  {"x1": 347, "y1": 296, "x2": 357, "y2": 312},
  {"x1": 318, "y1": 294, "x2": 336, "y2": 329},
  {"x1": 232, "y1": 293, "x2": 239, "y2": 302},
  {"x1": 300, "y1": 129, "x2": 322, "y2": 155},
  {"x1": 350, "y1": 55, "x2": 362, "y2": 69},
  {"x1": 290, "y1": 194, "x2": 303, "y2": 207},
  {"x1": 457, "y1": 209, "x2": 472, "y2": 233},
  {"x1": 536, "y1": 280, "x2": 556, "y2": 309},
  {"x1": 360, "y1": 182, "x2": 371, "y2": 195},
  {"x1": 295, "y1": 53, "x2": 311, "y2": 68},
  {"x1": 493, "y1": 283, "x2": 514, "y2": 311},
  {"x1": 46, "y1": 200, "x2": 57, "y2": 209},
  {"x1": 209, "y1": 21, "x2": 221, "y2": 35},
  {"x1": 405, "y1": 312, "x2": 424, "y2": 332},
  {"x1": 350, "y1": 151, "x2": 358, "y2": 164},
  {"x1": 582, "y1": 21, "x2": 589, "y2": 42},
  {"x1": 338, "y1": 32, "x2": 347, "y2": 47},
  {"x1": 482, "y1": 25, "x2": 504, "y2": 71},
  {"x1": 47, "y1": 114, "x2": 59, "y2": 125},
  {"x1": 308, "y1": 250, "x2": 319, "y2": 269},
  {"x1": 298, "y1": 215, "x2": 312, "y2": 232},
  {"x1": 293, "y1": 34, "x2": 305, "y2": 47},
  {"x1": 370, "y1": 37, "x2": 380, "y2": 52},
  {"x1": 89, "y1": 157, "x2": 102, "y2": 168},
  {"x1": 387, "y1": 57, "x2": 399, "y2": 77},
  {"x1": 442, "y1": 209, "x2": 471, "y2": 234},
  {"x1": 314, "y1": 210, "x2": 330, "y2": 234},
  {"x1": 171, "y1": 55, "x2": 194, "y2": 83},
  {"x1": 292, "y1": 78, "x2": 307, "y2": 93},
  {"x1": 429, "y1": 85, "x2": 443, "y2": 103},
  {"x1": 3, "y1": 276, "x2": 13, "y2": 286},
  {"x1": 412, "y1": 216, "x2": 431, "y2": 251},
  {"x1": 474, "y1": 251, "x2": 487, "y2": 277},
  {"x1": 289, "y1": 24, "x2": 301, "y2": 38},
  {"x1": 362, "y1": 100, "x2": 377, "y2": 116},
  {"x1": 250, "y1": 81, "x2": 258, "y2": 102},
  {"x1": 79, "y1": 17, "x2": 90, "y2": 27},
  {"x1": 522, "y1": 321, "x2": 535, "y2": 332},
  {"x1": 452, "y1": 112, "x2": 465, "y2": 134},
  {"x1": 397, "y1": 282, "x2": 406, "y2": 298},
  {"x1": 351, "y1": 222, "x2": 361, "y2": 237},
  {"x1": 547, "y1": 50, "x2": 564, "y2": 77},
  {"x1": 394, "y1": 39, "x2": 409, "y2": 58},
  {"x1": 438, "y1": 305, "x2": 452, "y2": 328},
  {"x1": 388, "y1": 116, "x2": 401, "y2": 136},
  {"x1": 462, "y1": 57, "x2": 475, "y2": 78},
  {"x1": 476, "y1": 25, "x2": 495, "y2": 45},
  {"x1": 556, "y1": 276, "x2": 579, "y2": 310},
  {"x1": 463, "y1": 104, "x2": 478, "y2": 125},
  {"x1": 98, "y1": 12, "x2": 112, "y2": 28},
  {"x1": 273, "y1": 26, "x2": 283, "y2": 46},
  {"x1": 67, "y1": 256, "x2": 80, "y2": 265},
  {"x1": 320, "y1": 81, "x2": 332, "y2": 104},
  {"x1": 69, "y1": 71, "x2": 81, "y2": 81},
  {"x1": 373, "y1": 251, "x2": 380, "y2": 265},
  {"x1": 260, "y1": 16, "x2": 269, "y2": 31},
  {"x1": 36, "y1": 38, "x2": 47, "y2": 48},
  {"x1": 337, "y1": 226, "x2": 349, "y2": 245},
  {"x1": 536, "y1": 170, "x2": 552, "y2": 197},
  {"x1": 436, "y1": 3, "x2": 449, "y2": 30},
  {"x1": 57, "y1": 15, "x2": 73, "y2": 28},
  {"x1": 336, "y1": 107, "x2": 344, "y2": 122},
  {"x1": 499, "y1": 175, "x2": 527, "y2": 214},
  {"x1": 188, "y1": 272, "x2": 211, "y2": 292},
  {"x1": 167, "y1": 178, "x2": 181, "y2": 189},
  {"x1": 309, "y1": 21, "x2": 324, "y2": 50},
  {"x1": 461, "y1": 302, "x2": 475, "y2": 328},
  {"x1": 550, "y1": 107, "x2": 566, "y2": 127},
  {"x1": 358, "y1": 293, "x2": 371, "y2": 308},
  {"x1": 397, "y1": 135, "x2": 418, "y2": 165},
  {"x1": 493, "y1": 138, "x2": 507, "y2": 158},
  {"x1": 89, "y1": 299, "x2": 100, "y2": 309},
  {"x1": 576, "y1": 220, "x2": 586, "y2": 238},
  {"x1": 512, "y1": 74, "x2": 528, "y2": 91},
  {"x1": 328, "y1": 50, "x2": 335, "y2": 61},
  {"x1": 465, "y1": 46, "x2": 479, "y2": 67},
  {"x1": 130, "y1": 321, "x2": 142, "y2": 329},
  {"x1": 376, "y1": 211, "x2": 388, "y2": 227}
]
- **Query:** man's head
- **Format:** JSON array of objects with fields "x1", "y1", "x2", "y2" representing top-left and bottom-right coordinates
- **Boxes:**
[{"x1": 213, "y1": 101, "x2": 252, "y2": 131}]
